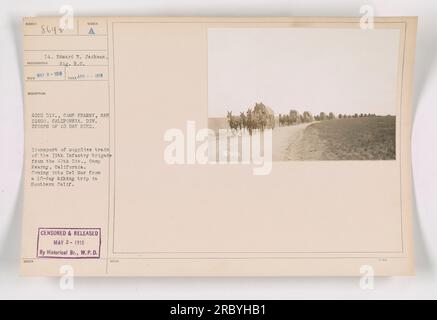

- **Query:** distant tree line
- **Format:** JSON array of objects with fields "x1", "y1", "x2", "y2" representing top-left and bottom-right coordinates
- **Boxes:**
[{"x1": 336, "y1": 113, "x2": 377, "y2": 119}]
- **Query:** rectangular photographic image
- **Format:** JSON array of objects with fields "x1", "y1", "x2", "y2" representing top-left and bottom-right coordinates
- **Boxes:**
[{"x1": 208, "y1": 27, "x2": 400, "y2": 161}]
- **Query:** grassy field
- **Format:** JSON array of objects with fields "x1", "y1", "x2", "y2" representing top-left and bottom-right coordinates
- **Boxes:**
[{"x1": 297, "y1": 116, "x2": 396, "y2": 160}]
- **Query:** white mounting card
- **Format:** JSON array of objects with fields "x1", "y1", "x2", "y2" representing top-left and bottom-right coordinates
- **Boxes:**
[{"x1": 21, "y1": 17, "x2": 417, "y2": 276}]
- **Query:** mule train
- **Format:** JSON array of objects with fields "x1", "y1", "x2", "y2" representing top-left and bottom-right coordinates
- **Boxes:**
[{"x1": 227, "y1": 102, "x2": 275, "y2": 135}]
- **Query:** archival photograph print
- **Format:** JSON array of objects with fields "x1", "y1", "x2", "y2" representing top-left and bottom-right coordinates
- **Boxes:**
[{"x1": 208, "y1": 27, "x2": 401, "y2": 161}]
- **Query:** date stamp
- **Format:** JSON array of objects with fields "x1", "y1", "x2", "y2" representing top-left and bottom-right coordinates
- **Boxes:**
[{"x1": 37, "y1": 227, "x2": 101, "y2": 259}]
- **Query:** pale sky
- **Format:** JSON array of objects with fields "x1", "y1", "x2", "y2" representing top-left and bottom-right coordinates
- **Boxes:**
[{"x1": 208, "y1": 28, "x2": 400, "y2": 117}]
